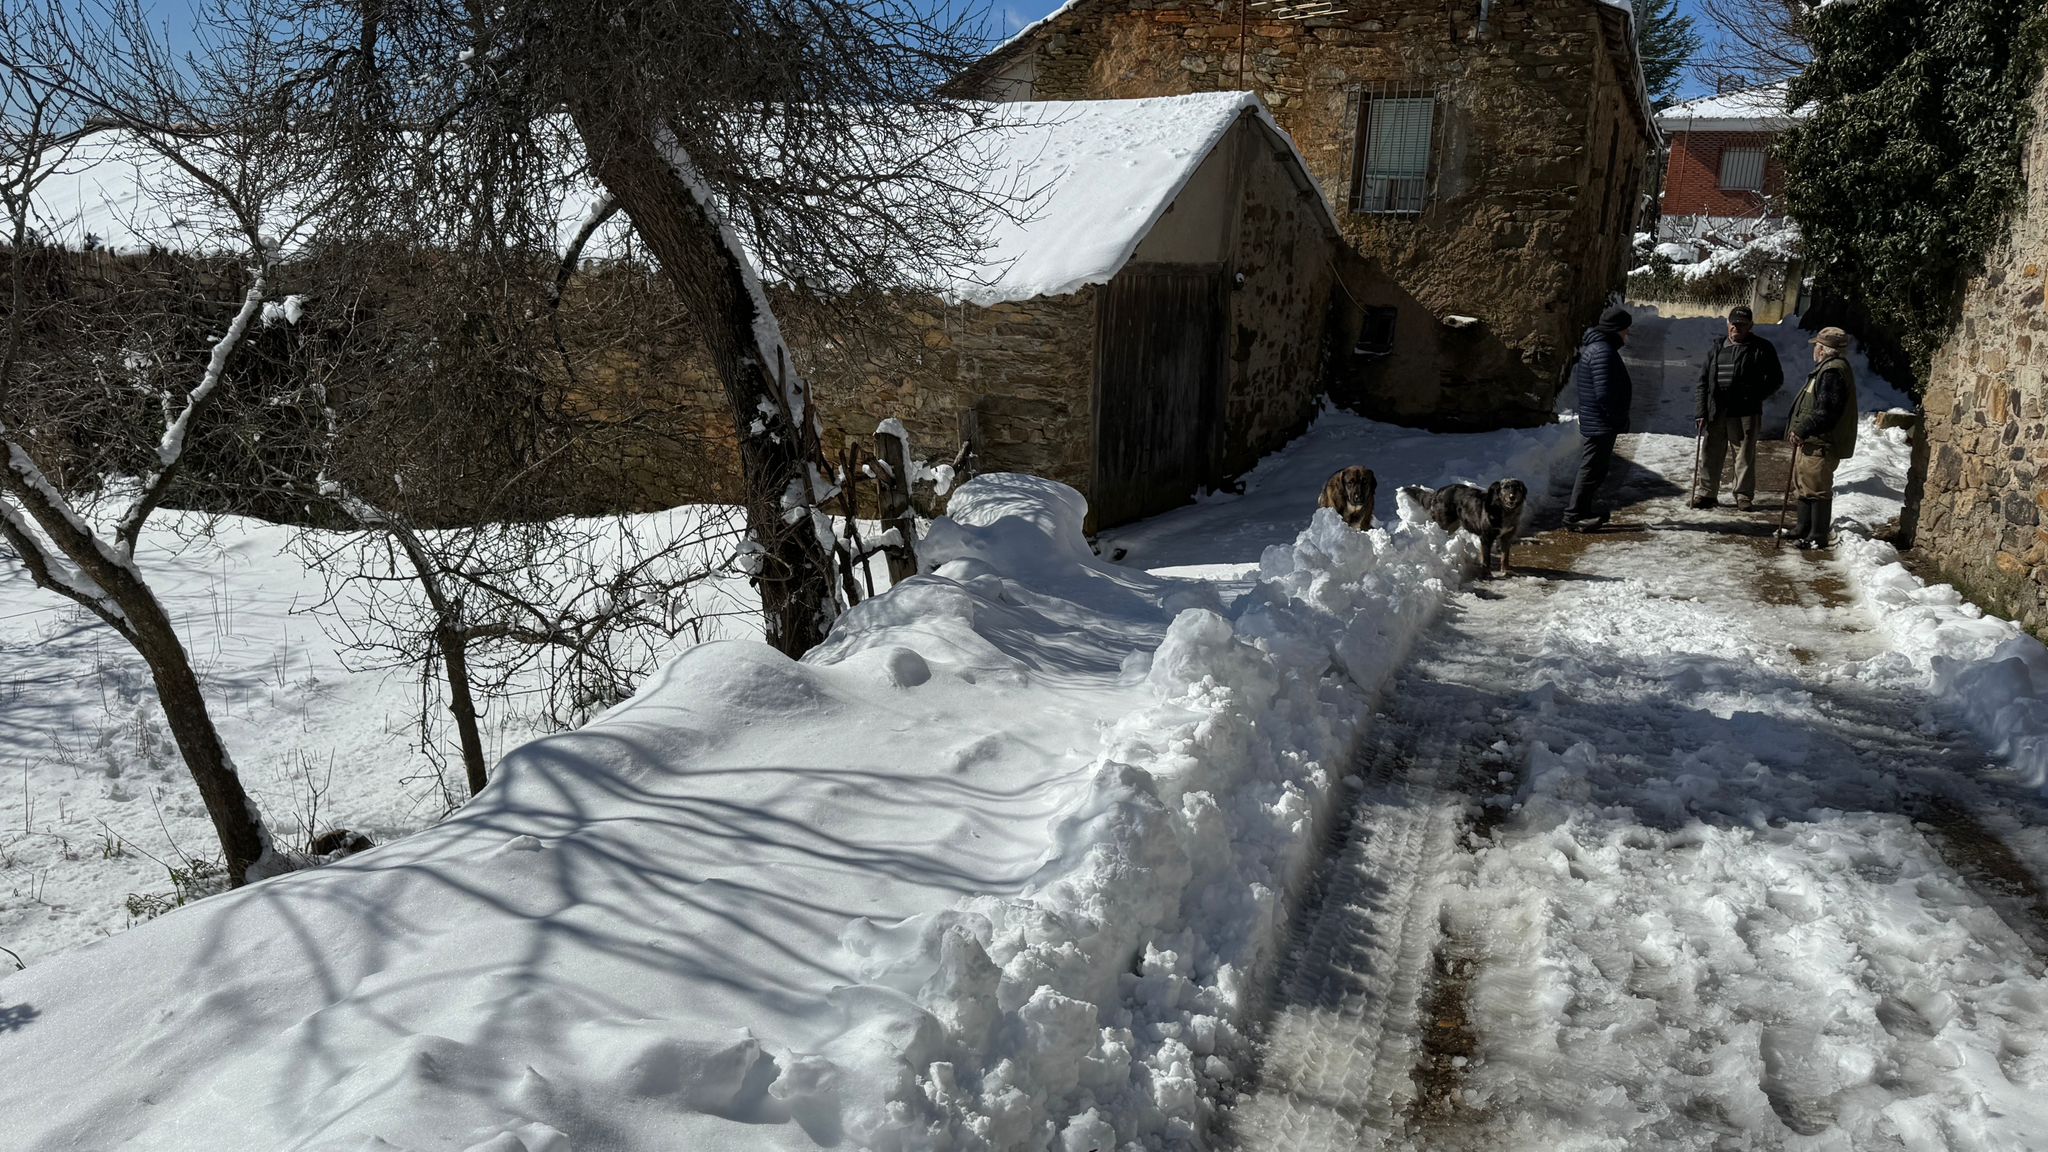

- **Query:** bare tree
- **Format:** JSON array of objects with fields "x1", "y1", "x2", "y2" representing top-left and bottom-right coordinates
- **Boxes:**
[
  {"x1": 300, "y1": 0, "x2": 1013, "y2": 656},
  {"x1": 1693, "y1": 0, "x2": 1814, "y2": 94},
  {"x1": 0, "y1": 0, "x2": 333, "y2": 885}
]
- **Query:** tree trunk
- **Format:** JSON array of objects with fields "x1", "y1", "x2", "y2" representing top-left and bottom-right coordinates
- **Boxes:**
[
  {"x1": 123, "y1": 591, "x2": 273, "y2": 886},
  {"x1": 435, "y1": 625, "x2": 491, "y2": 796},
  {"x1": 564, "y1": 112, "x2": 837, "y2": 656}
]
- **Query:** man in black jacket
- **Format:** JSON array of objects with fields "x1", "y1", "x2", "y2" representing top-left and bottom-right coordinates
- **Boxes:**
[
  {"x1": 1691, "y1": 306, "x2": 1784, "y2": 510},
  {"x1": 1565, "y1": 306, "x2": 1634, "y2": 531}
]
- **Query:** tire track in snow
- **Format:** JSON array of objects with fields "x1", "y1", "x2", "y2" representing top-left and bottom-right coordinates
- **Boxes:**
[{"x1": 1225, "y1": 599, "x2": 1531, "y2": 1151}]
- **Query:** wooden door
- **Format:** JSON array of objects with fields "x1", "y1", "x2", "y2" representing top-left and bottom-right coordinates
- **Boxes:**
[{"x1": 1091, "y1": 265, "x2": 1226, "y2": 529}]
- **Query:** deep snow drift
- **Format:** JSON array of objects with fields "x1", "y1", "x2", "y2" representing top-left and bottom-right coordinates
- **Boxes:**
[
  {"x1": 0, "y1": 509, "x2": 756, "y2": 966},
  {"x1": 0, "y1": 403, "x2": 1578, "y2": 1151}
]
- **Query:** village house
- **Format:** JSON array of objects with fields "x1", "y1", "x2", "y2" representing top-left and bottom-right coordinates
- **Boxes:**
[
  {"x1": 959, "y1": 0, "x2": 1658, "y2": 430},
  {"x1": 800, "y1": 92, "x2": 1340, "y2": 528},
  {"x1": 1653, "y1": 82, "x2": 1802, "y2": 239}
]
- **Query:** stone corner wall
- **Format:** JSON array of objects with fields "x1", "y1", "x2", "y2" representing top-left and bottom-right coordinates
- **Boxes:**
[
  {"x1": 1918, "y1": 72, "x2": 2048, "y2": 638},
  {"x1": 1221, "y1": 131, "x2": 1336, "y2": 475}
]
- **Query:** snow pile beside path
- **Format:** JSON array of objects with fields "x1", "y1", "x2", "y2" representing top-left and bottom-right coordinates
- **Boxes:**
[
  {"x1": 1842, "y1": 535, "x2": 2048, "y2": 796},
  {"x1": 891, "y1": 498, "x2": 1473, "y2": 1149},
  {"x1": 0, "y1": 471, "x2": 1484, "y2": 1152}
]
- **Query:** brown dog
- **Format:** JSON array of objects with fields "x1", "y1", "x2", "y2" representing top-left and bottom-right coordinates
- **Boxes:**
[{"x1": 1317, "y1": 466, "x2": 1377, "y2": 530}]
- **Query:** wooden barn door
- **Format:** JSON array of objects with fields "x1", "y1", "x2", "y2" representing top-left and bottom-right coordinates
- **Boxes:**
[{"x1": 1091, "y1": 265, "x2": 1226, "y2": 529}]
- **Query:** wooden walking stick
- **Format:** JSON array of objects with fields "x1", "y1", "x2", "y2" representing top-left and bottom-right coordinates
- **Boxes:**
[{"x1": 1689, "y1": 423, "x2": 1705, "y2": 505}]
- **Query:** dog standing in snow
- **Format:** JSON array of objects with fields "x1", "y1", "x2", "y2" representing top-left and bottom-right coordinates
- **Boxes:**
[
  {"x1": 1401, "y1": 479, "x2": 1528, "y2": 576},
  {"x1": 1317, "y1": 466, "x2": 1377, "y2": 530}
]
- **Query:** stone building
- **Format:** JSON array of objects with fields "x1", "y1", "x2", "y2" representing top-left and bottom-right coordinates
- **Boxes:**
[
  {"x1": 801, "y1": 92, "x2": 1338, "y2": 528},
  {"x1": 959, "y1": 0, "x2": 1657, "y2": 429},
  {"x1": 1915, "y1": 73, "x2": 2048, "y2": 639}
]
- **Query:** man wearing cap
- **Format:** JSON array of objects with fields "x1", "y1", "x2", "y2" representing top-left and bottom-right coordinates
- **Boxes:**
[
  {"x1": 1565, "y1": 305, "x2": 1635, "y2": 531},
  {"x1": 1691, "y1": 305, "x2": 1784, "y2": 510},
  {"x1": 1783, "y1": 327, "x2": 1858, "y2": 550}
]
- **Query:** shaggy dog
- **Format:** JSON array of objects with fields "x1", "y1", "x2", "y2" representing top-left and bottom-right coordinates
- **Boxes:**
[
  {"x1": 1399, "y1": 479, "x2": 1528, "y2": 575},
  {"x1": 1317, "y1": 466, "x2": 1377, "y2": 530}
]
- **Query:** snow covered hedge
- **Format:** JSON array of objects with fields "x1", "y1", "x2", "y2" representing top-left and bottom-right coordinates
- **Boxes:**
[{"x1": 0, "y1": 434, "x2": 1577, "y2": 1150}]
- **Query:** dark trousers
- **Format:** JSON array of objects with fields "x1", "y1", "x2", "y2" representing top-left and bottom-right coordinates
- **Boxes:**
[{"x1": 1566, "y1": 433, "x2": 1618, "y2": 522}]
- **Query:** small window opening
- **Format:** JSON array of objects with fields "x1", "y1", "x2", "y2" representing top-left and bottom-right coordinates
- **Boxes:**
[{"x1": 1354, "y1": 306, "x2": 1398, "y2": 357}]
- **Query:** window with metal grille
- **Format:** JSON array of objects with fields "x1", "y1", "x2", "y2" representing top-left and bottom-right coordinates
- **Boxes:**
[
  {"x1": 1719, "y1": 147, "x2": 1767, "y2": 192},
  {"x1": 1354, "y1": 306, "x2": 1398, "y2": 357},
  {"x1": 1351, "y1": 94, "x2": 1434, "y2": 215}
]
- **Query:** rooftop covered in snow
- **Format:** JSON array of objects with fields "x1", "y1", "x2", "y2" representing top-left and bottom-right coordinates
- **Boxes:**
[
  {"x1": 935, "y1": 92, "x2": 1335, "y2": 305},
  {"x1": 1656, "y1": 82, "x2": 1806, "y2": 133},
  {"x1": 23, "y1": 93, "x2": 1331, "y2": 309}
]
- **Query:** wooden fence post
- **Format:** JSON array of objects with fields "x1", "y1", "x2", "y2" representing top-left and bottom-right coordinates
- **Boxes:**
[
  {"x1": 952, "y1": 408, "x2": 979, "y2": 485},
  {"x1": 874, "y1": 428, "x2": 920, "y2": 583}
]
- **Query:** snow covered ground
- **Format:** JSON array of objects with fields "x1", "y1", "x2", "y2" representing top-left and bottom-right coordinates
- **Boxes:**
[
  {"x1": 5, "y1": 309, "x2": 2048, "y2": 1152},
  {"x1": 1233, "y1": 310, "x2": 2048, "y2": 1150},
  {"x1": 0, "y1": 404, "x2": 1575, "y2": 1148},
  {"x1": 0, "y1": 509, "x2": 758, "y2": 966}
]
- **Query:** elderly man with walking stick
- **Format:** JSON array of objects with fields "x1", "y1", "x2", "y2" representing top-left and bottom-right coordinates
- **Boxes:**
[
  {"x1": 1691, "y1": 306, "x2": 1784, "y2": 511},
  {"x1": 1778, "y1": 326, "x2": 1858, "y2": 550}
]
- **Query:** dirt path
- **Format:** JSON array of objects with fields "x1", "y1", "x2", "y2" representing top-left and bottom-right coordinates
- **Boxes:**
[{"x1": 1226, "y1": 315, "x2": 2048, "y2": 1150}]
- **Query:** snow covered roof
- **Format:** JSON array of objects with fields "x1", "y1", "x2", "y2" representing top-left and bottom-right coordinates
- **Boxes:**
[
  {"x1": 27, "y1": 134, "x2": 264, "y2": 254},
  {"x1": 939, "y1": 92, "x2": 1334, "y2": 305},
  {"x1": 1656, "y1": 83, "x2": 1806, "y2": 133},
  {"x1": 24, "y1": 93, "x2": 1330, "y2": 308}
]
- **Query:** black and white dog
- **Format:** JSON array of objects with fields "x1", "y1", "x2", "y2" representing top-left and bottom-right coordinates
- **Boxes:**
[{"x1": 1400, "y1": 479, "x2": 1528, "y2": 576}]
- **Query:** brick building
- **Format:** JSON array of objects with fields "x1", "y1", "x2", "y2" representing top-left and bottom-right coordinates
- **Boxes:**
[
  {"x1": 960, "y1": 0, "x2": 1658, "y2": 429},
  {"x1": 1653, "y1": 83, "x2": 1802, "y2": 236}
]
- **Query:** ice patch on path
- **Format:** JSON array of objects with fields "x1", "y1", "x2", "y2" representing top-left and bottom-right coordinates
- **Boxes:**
[{"x1": 1843, "y1": 533, "x2": 2048, "y2": 796}]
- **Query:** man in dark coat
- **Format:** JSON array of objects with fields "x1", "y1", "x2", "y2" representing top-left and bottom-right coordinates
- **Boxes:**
[
  {"x1": 1691, "y1": 305, "x2": 1784, "y2": 510},
  {"x1": 1565, "y1": 305, "x2": 1634, "y2": 531},
  {"x1": 1783, "y1": 326, "x2": 1858, "y2": 550}
]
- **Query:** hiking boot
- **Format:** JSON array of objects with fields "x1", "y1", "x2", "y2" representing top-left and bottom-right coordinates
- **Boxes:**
[
  {"x1": 1735, "y1": 496, "x2": 1753, "y2": 512},
  {"x1": 1689, "y1": 496, "x2": 1718, "y2": 509}
]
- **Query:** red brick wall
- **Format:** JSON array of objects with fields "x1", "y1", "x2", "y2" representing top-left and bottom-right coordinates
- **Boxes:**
[{"x1": 1661, "y1": 129, "x2": 1785, "y2": 217}]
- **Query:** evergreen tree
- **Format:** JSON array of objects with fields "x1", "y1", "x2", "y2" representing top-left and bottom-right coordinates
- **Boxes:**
[
  {"x1": 1783, "y1": 0, "x2": 2048, "y2": 382},
  {"x1": 1634, "y1": 0, "x2": 1702, "y2": 109}
]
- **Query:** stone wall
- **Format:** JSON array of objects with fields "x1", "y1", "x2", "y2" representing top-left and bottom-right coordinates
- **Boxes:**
[
  {"x1": 1220, "y1": 120, "x2": 1334, "y2": 474},
  {"x1": 798, "y1": 291, "x2": 1101, "y2": 495},
  {"x1": 1917, "y1": 74, "x2": 2048, "y2": 638},
  {"x1": 974, "y1": 0, "x2": 1652, "y2": 427}
]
